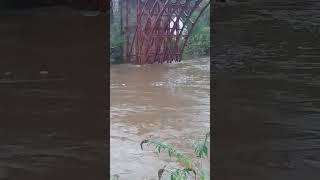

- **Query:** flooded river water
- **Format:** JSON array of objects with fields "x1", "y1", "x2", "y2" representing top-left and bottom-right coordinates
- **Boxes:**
[
  {"x1": 214, "y1": 0, "x2": 320, "y2": 179},
  {"x1": 110, "y1": 57, "x2": 210, "y2": 179},
  {"x1": 1, "y1": 0, "x2": 319, "y2": 179},
  {"x1": 0, "y1": 7, "x2": 106, "y2": 179}
]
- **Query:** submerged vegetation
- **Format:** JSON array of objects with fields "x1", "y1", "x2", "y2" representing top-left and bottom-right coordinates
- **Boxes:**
[{"x1": 140, "y1": 132, "x2": 210, "y2": 180}]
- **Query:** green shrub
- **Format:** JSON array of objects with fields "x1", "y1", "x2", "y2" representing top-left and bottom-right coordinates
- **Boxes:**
[{"x1": 141, "y1": 132, "x2": 210, "y2": 180}]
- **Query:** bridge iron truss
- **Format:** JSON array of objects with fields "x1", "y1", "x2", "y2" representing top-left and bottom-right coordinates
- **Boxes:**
[{"x1": 121, "y1": 0, "x2": 210, "y2": 64}]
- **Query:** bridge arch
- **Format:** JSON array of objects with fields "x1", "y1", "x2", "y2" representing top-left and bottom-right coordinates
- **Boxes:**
[{"x1": 122, "y1": 0, "x2": 210, "y2": 64}]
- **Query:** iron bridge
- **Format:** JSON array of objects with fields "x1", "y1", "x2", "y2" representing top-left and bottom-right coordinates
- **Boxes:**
[{"x1": 121, "y1": 0, "x2": 210, "y2": 64}]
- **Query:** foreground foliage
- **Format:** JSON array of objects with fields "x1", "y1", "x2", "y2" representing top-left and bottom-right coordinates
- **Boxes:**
[{"x1": 141, "y1": 132, "x2": 210, "y2": 180}]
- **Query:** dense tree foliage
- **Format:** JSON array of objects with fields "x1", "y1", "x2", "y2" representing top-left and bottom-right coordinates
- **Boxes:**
[
  {"x1": 183, "y1": 5, "x2": 210, "y2": 58},
  {"x1": 110, "y1": 0, "x2": 124, "y2": 64}
]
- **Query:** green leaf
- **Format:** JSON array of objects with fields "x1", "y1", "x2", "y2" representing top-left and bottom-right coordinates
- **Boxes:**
[
  {"x1": 171, "y1": 174, "x2": 175, "y2": 180},
  {"x1": 168, "y1": 149, "x2": 173, "y2": 158},
  {"x1": 140, "y1": 133, "x2": 210, "y2": 179}
]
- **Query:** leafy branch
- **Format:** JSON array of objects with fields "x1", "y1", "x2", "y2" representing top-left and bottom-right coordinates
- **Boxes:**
[
  {"x1": 140, "y1": 132, "x2": 210, "y2": 180},
  {"x1": 193, "y1": 132, "x2": 210, "y2": 158},
  {"x1": 140, "y1": 138, "x2": 192, "y2": 169}
]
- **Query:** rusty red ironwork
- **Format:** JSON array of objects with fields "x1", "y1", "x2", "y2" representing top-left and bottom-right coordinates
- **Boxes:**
[{"x1": 123, "y1": 0, "x2": 210, "y2": 64}]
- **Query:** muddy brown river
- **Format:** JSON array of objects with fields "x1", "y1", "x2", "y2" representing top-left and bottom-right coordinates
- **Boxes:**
[
  {"x1": 110, "y1": 57, "x2": 210, "y2": 179},
  {"x1": 0, "y1": 7, "x2": 107, "y2": 179},
  {"x1": 214, "y1": 0, "x2": 320, "y2": 179},
  {"x1": 2, "y1": 0, "x2": 320, "y2": 179}
]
